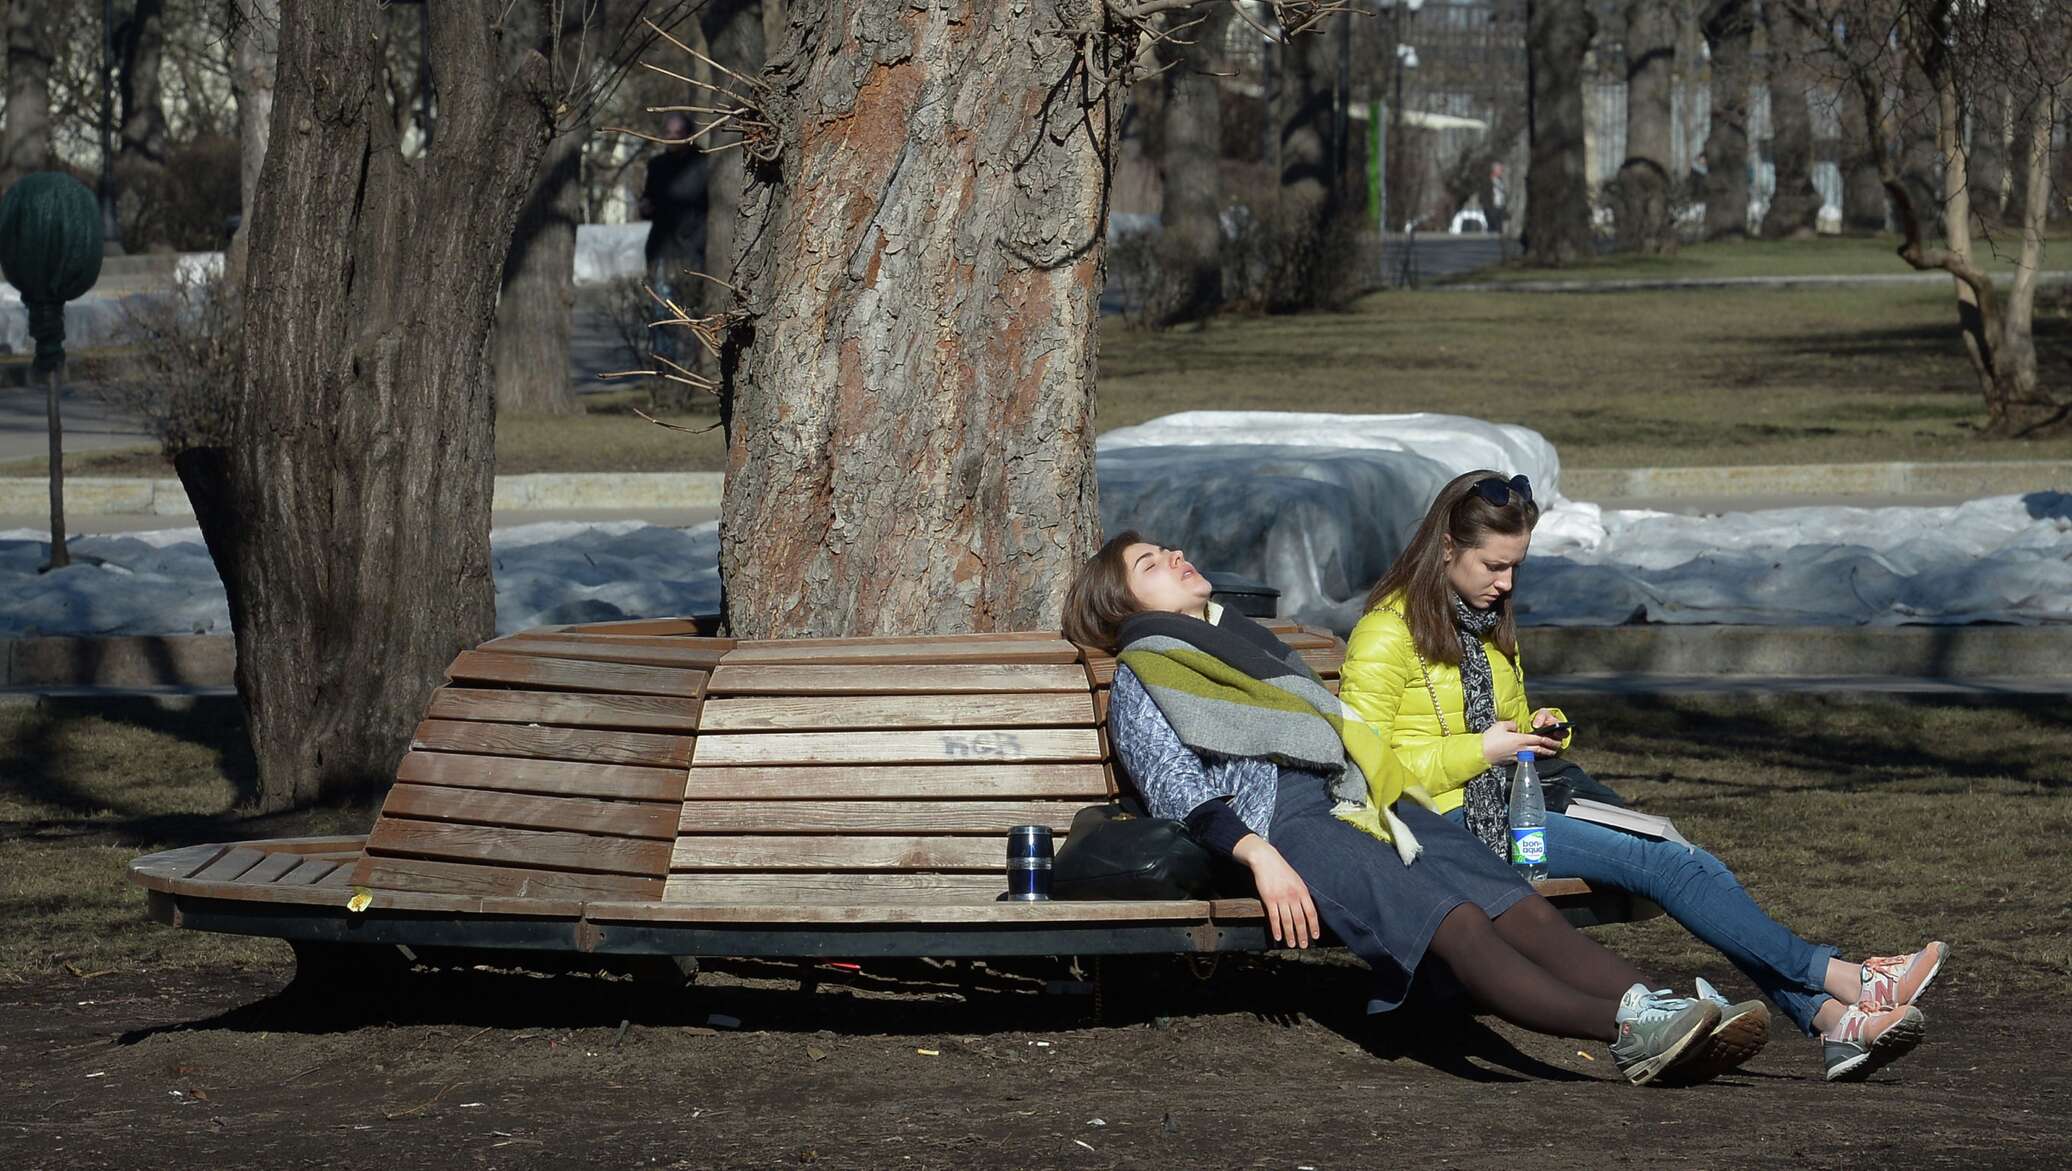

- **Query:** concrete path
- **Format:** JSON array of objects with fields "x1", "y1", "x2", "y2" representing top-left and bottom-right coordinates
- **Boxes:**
[{"x1": 0, "y1": 382, "x2": 154, "y2": 464}]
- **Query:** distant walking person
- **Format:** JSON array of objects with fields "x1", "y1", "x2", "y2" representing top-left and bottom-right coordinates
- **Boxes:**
[{"x1": 640, "y1": 113, "x2": 711, "y2": 360}]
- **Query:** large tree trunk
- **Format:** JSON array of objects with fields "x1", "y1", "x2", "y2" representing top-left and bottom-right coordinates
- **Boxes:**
[
  {"x1": 1837, "y1": 55, "x2": 1886, "y2": 233},
  {"x1": 1153, "y1": 2, "x2": 1227, "y2": 323},
  {"x1": 113, "y1": 0, "x2": 168, "y2": 248},
  {"x1": 1525, "y1": 0, "x2": 1596, "y2": 265},
  {"x1": 2, "y1": 0, "x2": 54, "y2": 189},
  {"x1": 227, "y1": 0, "x2": 279, "y2": 280},
  {"x1": 700, "y1": 0, "x2": 764, "y2": 326},
  {"x1": 492, "y1": 2, "x2": 602, "y2": 416},
  {"x1": 175, "y1": 1, "x2": 555, "y2": 810},
  {"x1": 1612, "y1": 0, "x2": 1676, "y2": 254},
  {"x1": 1700, "y1": 0, "x2": 1752, "y2": 239},
  {"x1": 1760, "y1": 2, "x2": 1821, "y2": 238},
  {"x1": 718, "y1": 2, "x2": 1104, "y2": 638}
]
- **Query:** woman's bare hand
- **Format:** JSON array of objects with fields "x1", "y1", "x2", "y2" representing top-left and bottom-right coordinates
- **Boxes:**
[
  {"x1": 1482, "y1": 719, "x2": 1562, "y2": 764},
  {"x1": 1232, "y1": 835, "x2": 1320, "y2": 949}
]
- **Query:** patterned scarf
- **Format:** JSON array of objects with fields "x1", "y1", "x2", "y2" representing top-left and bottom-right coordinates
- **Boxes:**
[
  {"x1": 1452, "y1": 593, "x2": 1510, "y2": 856},
  {"x1": 1116, "y1": 609, "x2": 1432, "y2": 863}
]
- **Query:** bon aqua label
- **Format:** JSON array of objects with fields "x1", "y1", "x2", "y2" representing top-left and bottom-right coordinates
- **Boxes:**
[{"x1": 1510, "y1": 828, "x2": 1547, "y2": 865}]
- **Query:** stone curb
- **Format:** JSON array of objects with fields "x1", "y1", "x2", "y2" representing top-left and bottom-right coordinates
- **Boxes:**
[
  {"x1": 1562, "y1": 460, "x2": 2071, "y2": 501},
  {"x1": 6, "y1": 625, "x2": 2070, "y2": 689},
  {"x1": 1445, "y1": 270, "x2": 2072, "y2": 294}
]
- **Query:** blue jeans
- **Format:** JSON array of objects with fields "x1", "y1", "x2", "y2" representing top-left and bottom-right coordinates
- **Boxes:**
[{"x1": 1447, "y1": 807, "x2": 1839, "y2": 1033}]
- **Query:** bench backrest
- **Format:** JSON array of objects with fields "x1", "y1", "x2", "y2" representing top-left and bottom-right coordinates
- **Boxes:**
[{"x1": 349, "y1": 618, "x2": 1345, "y2": 905}]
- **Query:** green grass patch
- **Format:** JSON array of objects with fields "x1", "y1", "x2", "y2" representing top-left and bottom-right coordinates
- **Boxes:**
[{"x1": 1, "y1": 694, "x2": 2064, "y2": 989}]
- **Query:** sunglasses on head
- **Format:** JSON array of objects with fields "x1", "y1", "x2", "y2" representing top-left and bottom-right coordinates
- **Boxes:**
[{"x1": 1471, "y1": 475, "x2": 1533, "y2": 507}]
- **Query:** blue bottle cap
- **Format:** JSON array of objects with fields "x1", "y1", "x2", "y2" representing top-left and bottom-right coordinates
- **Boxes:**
[{"x1": 1518, "y1": 750, "x2": 1536, "y2": 762}]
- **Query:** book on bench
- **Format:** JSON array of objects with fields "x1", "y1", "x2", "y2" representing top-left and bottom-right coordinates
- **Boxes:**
[{"x1": 1563, "y1": 798, "x2": 1692, "y2": 850}]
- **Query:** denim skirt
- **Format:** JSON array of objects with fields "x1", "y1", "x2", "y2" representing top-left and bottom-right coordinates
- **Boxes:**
[{"x1": 1267, "y1": 768, "x2": 1532, "y2": 1011}]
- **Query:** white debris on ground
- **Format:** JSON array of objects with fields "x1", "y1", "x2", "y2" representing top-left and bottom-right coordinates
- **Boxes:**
[{"x1": 3, "y1": 412, "x2": 2068, "y2": 636}]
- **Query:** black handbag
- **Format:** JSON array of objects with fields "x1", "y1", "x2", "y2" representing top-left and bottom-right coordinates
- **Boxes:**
[{"x1": 1051, "y1": 803, "x2": 1217, "y2": 900}]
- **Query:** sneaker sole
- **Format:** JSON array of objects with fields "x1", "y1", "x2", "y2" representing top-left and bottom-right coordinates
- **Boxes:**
[
  {"x1": 1658, "y1": 1006, "x2": 1772, "y2": 1086},
  {"x1": 1824, "y1": 1007, "x2": 1927, "y2": 1083},
  {"x1": 1626, "y1": 1003, "x2": 1723, "y2": 1087}
]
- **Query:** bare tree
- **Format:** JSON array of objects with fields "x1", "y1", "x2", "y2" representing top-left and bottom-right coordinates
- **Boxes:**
[
  {"x1": 492, "y1": 2, "x2": 613, "y2": 417},
  {"x1": 2, "y1": 0, "x2": 55, "y2": 188},
  {"x1": 226, "y1": 0, "x2": 278, "y2": 279},
  {"x1": 1699, "y1": 0, "x2": 1754, "y2": 238},
  {"x1": 1761, "y1": 0, "x2": 1822, "y2": 237},
  {"x1": 1525, "y1": 0, "x2": 1596, "y2": 264},
  {"x1": 1612, "y1": 0, "x2": 1678, "y2": 253},
  {"x1": 699, "y1": 0, "x2": 765, "y2": 331},
  {"x1": 1799, "y1": 0, "x2": 2069, "y2": 434},
  {"x1": 176, "y1": 1, "x2": 559, "y2": 810},
  {"x1": 1153, "y1": 1, "x2": 1230, "y2": 323}
]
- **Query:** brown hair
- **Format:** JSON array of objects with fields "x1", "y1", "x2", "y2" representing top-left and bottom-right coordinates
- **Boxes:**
[
  {"x1": 1063, "y1": 530, "x2": 1151, "y2": 650},
  {"x1": 1363, "y1": 470, "x2": 1540, "y2": 665}
]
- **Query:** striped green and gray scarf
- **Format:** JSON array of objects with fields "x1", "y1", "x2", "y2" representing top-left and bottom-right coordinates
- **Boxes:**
[{"x1": 1116, "y1": 609, "x2": 1433, "y2": 863}]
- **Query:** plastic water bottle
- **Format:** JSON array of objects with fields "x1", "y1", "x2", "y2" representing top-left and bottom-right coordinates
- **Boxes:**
[{"x1": 1509, "y1": 750, "x2": 1549, "y2": 880}]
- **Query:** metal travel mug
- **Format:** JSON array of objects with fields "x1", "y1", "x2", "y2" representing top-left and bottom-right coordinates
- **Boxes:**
[{"x1": 1005, "y1": 825, "x2": 1054, "y2": 901}]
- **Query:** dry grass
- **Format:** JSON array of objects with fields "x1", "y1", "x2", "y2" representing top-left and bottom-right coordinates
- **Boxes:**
[
  {"x1": 1098, "y1": 281, "x2": 2072, "y2": 467},
  {"x1": 1, "y1": 694, "x2": 2064, "y2": 990},
  {"x1": 1457, "y1": 231, "x2": 2072, "y2": 285}
]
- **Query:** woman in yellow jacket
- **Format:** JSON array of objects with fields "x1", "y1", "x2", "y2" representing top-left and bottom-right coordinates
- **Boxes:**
[{"x1": 1341, "y1": 469, "x2": 1946, "y2": 1083}]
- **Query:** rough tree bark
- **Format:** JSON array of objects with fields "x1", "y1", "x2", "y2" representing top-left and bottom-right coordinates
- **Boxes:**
[
  {"x1": 700, "y1": 0, "x2": 765, "y2": 327},
  {"x1": 176, "y1": 1, "x2": 557, "y2": 810},
  {"x1": 1761, "y1": 1, "x2": 1822, "y2": 238},
  {"x1": 492, "y1": 1, "x2": 605, "y2": 417},
  {"x1": 1700, "y1": 0, "x2": 1752, "y2": 239},
  {"x1": 2, "y1": 0, "x2": 54, "y2": 189},
  {"x1": 717, "y1": 1, "x2": 1107, "y2": 638},
  {"x1": 1613, "y1": 0, "x2": 1677, "y2": 254},
  {"x1": 1153, "y1": 2, "x2": 1228, "y2": 323},
  {"x1": 226, "y1": 0, "x2": 279, "y2": 280},
  {"x1": 1525, "y1": 0, "x2": 1596, "y2": 265}
]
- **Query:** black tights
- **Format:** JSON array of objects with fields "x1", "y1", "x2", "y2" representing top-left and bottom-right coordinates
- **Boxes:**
[{"x1": 1425, "y1": 894, "x2": 1650, "y2": 1042}]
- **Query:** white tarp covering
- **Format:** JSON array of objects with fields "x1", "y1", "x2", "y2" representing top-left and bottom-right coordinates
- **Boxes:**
[{"x1": 4, "y1": 413, "x2": 2068, "y2": 636}]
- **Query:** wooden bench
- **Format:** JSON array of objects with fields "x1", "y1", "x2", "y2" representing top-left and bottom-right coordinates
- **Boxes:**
[{"x1": 127, "y1": 617, "x2": 1655, "y2": 972}]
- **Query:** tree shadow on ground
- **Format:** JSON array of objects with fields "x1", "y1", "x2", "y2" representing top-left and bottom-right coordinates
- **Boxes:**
[{"x1": 116, "y1": 949, "x2": 1585, "y2": 1085}]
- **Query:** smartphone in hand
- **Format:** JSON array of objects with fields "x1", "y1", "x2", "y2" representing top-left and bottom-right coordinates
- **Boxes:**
[{"x1": 1531, "y1": 721, "x2": 1573, "y2": 740}]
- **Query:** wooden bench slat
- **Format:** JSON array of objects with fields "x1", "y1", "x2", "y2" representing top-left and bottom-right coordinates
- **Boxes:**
[
  {"x1": 396, "y1": 752, "x2": 689, "y2": 802},
  {"x1": 366, "y1": 819, "x2": 674, "y2": 878},
  {"x1": 446, "y1": 651, "x2": 708, "y2": 698},
  {"x1": 670, "y1": 835, "x2": 1004, "y2": 871},
  {"x1": 719, "y1": 638, "x2": 1081, "y2": 666},
  {"x1": 284, "y1": 859, "x2": 344, "y2": 886},
  {"x1": 705, "y1": 662, "x2": 1091, "y2": 695},
  {"x1": 681, "y1": 763, "x2": 1111, "y2": 800},
  {"x1": 692, "y1": 728, "x2": 1102, "y2": 766},
  {"x1": 412, "y1": 719, "x2": 692, "y2": 769},
  {"x1": 235, "y1": 852, "x2": 305, "y2": 886},
  {"x1": 661, "y1": 871, "x2": 1012, "y2": 903},
  {"x1": 595, "y1": 897, "x2": 1216, "y2": 924},
  {"x1": 425, "y1": 688, "x2": 703, "y2": 732},
  {"x1": 381, "y1": 783, "x2": 680, "y2": 841},
  {"x1": 312, "y1": 863, "x2": 354, "y2": 887},
  {"x1": 697, "y1": 693, "x2": 1095, "y2": 732},
  {"x1": 188, "y1": 846, "x2": 269, "y2": 883},
  {"x1": 678, "y1": 800, "x2": 1084, "y2": 835},
  {"x1": 354, "y1": 855, "x2": 664, "y2": 901},
  {"x1": 481, "y1": 632, "x2": 732, "y2": 670}
]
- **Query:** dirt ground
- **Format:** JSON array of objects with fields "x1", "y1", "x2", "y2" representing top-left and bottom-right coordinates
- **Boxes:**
[{"x1": 2, "y1": 940, "x2": 2062, "y2": 1171}]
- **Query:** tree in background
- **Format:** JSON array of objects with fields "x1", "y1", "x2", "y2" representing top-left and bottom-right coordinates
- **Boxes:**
[
  {"x1": 3, "y1": 0, "x2": 56, "y2": 188},
  {"x1": 1699, "y1": 0, "x2": 1753, "y2": 239},
  {"x1": 1611, "y1": 0, "x2": 1678, "y2": 253},
  {"x1": 1151, "y1": 1, "x2": 1230, "y2": 324},
  {"x1": 1525, "y1": 0, "x2": 1596, "y2": 264},
  {"x1": 1760, "y1": 0, "x2": 1822, "y2": 238},
  {"x1": 1798, "y1": 0, "x2": 2068, "y2": 434}
]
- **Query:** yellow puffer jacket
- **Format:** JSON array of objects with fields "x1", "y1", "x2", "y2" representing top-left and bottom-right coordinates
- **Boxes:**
[{"x1": 1340, "y1": 593, "x2": 1571, "y2": 813}]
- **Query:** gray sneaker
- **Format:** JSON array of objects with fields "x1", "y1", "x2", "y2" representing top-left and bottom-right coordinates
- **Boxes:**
[
  {"x1": 1610, "y1": 983, "x2": 1723, "y2": 1086},
  {"x1": 1656, "y1": 977, "x2": 1772, "y2": 1085},
  {"x1": 1823, "y1": 1002, "x2": 1927, "y2": 1082}
]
